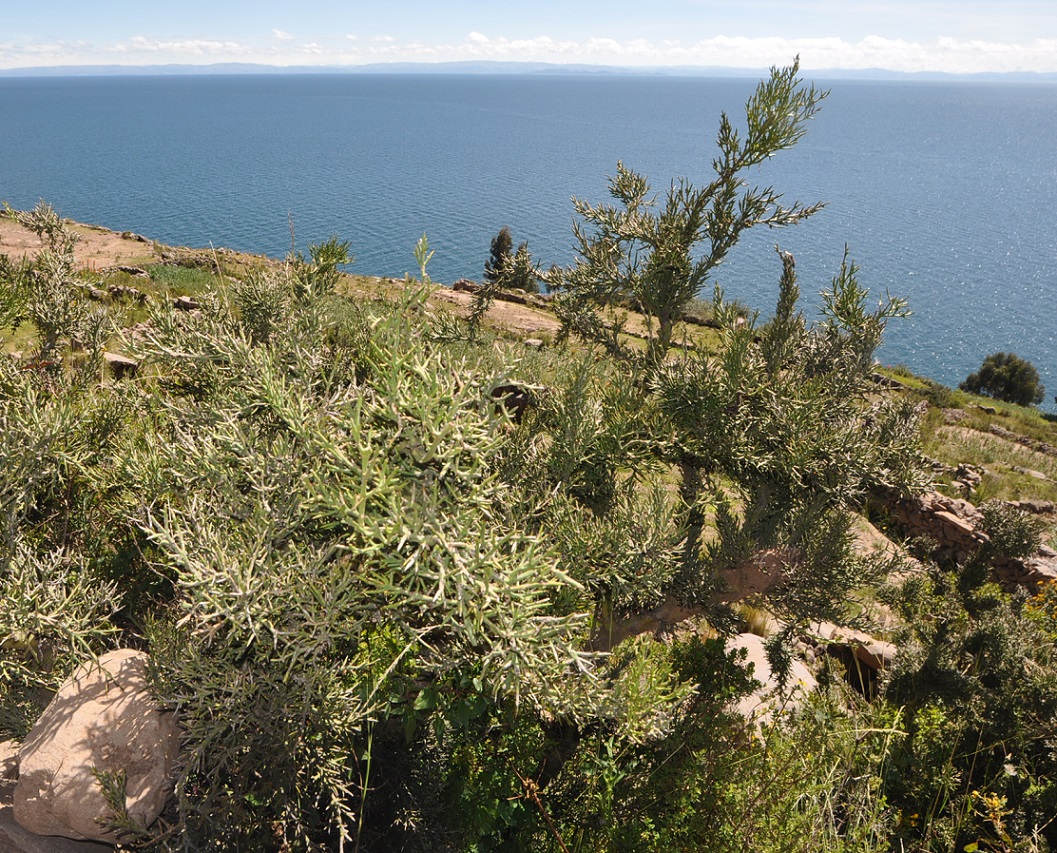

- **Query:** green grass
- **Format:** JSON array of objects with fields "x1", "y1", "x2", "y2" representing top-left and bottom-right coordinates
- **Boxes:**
[{"x1": 146, "y1": 263, "x2": 223, "y2": 298}]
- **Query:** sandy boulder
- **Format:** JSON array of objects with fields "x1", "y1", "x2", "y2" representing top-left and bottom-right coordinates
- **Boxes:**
[{"x1": 14, "y1": 650, "x2": 179, "y2": 843}]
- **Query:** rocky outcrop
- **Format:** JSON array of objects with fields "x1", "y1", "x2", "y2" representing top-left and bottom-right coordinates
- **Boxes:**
[
  {"x1": 808, "y1": 622, "x2": 897, "y2": 698},
  {"x1": 102, "y1": 352, "x2": 138, "y2": 380},
  {"x1": 14, "y1": 650, "x2": 179, "y2": 844},
  {"x1": 994, "y1": 546, "x2": 1057, "y2": 590},
  {"x1": 713, "y1": 546, "x2": 800, "y2": 603},
  {"x1": 989, "y1": 424, "x2": 1057, "y2": 459},
  {"x1": 172, "y1": 295, "x2": 200, "y2": 311}
]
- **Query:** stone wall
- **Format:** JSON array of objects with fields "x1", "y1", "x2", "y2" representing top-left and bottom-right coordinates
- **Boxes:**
[{"x1": 879, "y1": 488, "x2": 1057, "y2": 592}]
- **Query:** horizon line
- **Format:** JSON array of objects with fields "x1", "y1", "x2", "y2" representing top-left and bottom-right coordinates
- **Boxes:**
[{"x1": 3, "y1": 59, "x2": 1057, "y2": 82}]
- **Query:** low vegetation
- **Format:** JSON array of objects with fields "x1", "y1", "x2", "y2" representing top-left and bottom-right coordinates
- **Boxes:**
[{"x1": 3, "y1": 62, "x2": 1057, "y2": 852}]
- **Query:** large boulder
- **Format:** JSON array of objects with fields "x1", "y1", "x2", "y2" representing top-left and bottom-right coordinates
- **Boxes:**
[
  {"x1": 14, "y1": 650, "x2": 179, "y2": 843},
  {"x1": 2, "y1": 741, "x2": 114, "y2": 853}
]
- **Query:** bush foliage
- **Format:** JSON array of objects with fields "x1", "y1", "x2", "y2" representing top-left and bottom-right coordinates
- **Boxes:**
[
  {"x1": 2, "y1": 64, "x2": 1056, "y2": 853},
  {"x1": 960, "y1": 351, "x2": 1045, "y2": 407}
]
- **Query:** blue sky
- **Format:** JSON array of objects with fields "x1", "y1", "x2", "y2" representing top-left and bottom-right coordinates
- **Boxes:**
[{"x1": 3, "y1": 1, "x2": 1057, "y2": 73}]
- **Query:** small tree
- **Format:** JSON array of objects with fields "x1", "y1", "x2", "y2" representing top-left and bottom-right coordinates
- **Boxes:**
[
  {"x1": 507, "y1": 241, "x2": 539, "y2": 293},
  {"x1": 548, "y1": 59, "x2": 825, "y2": 367},
  {"x1": 959, "y1": 351, "x2": 1044, "y2": 407},
  {"x1": 483, "y1": 225, "x2": 513, "y2": 286},
  {"x1": 483, "y1": 226, "x2": 538, "y2": 293}
]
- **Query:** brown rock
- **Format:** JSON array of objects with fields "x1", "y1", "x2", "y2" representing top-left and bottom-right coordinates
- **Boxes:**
[
  {"x1": 854, "y1": 639, "x2": 897, "y2": 672},
  {"x1": 934, "y1": 510, "x2": 977, "y2": 538},
  {"x1": 714, "y1": 546, "x2": 799, "y2": 602},
  {"x1": 1, "y1": 741, "x2": 16, "y2": 783},
  {"x1": 14, "y1": 650, "x2": 179, "y2": 843},
  {"x1": 102, "y1": 352, "x2": 138, "y2": 380}
]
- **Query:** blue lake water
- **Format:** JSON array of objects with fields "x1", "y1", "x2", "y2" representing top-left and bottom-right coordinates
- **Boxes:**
[{"x1": 3, "y1": 72, "x2": 1057, "y2": 400}]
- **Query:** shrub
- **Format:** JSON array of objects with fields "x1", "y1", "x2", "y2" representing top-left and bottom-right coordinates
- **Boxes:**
[{"x1": 960, "y1": 351, "x2": 1045, "y2": 407}]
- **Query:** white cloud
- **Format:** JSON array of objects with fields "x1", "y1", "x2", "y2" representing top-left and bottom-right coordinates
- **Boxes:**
[
  {"x1": 431, "y1": 32, "x2": 1057, "y2": 74},
  {"x1": 116, "y1": 36, "x2": 253, "y2": 57},
  {"x1": 2, "y1": 30, "x2": 1057, "y2": 74}
]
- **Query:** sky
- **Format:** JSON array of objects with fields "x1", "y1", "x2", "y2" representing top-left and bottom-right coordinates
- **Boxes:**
[{"x1": 3, "y1": 1, "x2": 1057, "y2": 75}]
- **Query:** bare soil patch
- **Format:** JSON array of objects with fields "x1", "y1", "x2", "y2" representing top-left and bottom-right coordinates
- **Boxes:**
[
  {"x1": 0, "y1": 217, "x2": 163, "y2": 270},
  {"x1": 428, "y1": 286, "x2": 562, "y2": 338}
]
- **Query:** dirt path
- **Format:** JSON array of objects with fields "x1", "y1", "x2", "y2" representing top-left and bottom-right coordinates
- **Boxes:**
[{"x1": 0, "y1": 217, "x2": 163, "y2": 270}]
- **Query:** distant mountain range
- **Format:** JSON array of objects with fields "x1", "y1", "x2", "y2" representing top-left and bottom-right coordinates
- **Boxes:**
[{"x1": 2, "y1": 60, "x2": 1056, "y2": 83}]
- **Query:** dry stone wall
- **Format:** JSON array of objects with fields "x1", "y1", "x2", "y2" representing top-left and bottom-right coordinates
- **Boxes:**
[{"x1": 880, "y1": 488, "x2": 1057, "y2": 591}]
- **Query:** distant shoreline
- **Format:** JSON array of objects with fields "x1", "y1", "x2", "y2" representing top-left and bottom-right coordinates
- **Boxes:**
[{"x1": 3, "y1": 60, "x2": 1057, "y2": 83}]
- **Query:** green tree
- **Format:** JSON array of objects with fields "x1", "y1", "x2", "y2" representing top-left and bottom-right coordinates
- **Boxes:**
[
  {"x1": 537, "y1": 61, "x2": 921, "y2": 641},
  {"x1": 507, "y1": 240, "x2": 539, "y2": 293},
  {"x1": 959, "y1": 351, "x2": 1045, "y2": 407},
  {"x1": 483, "y1": 225, "x2": 513, "y2": 286},
  {"x1": 548, "y1": 59, "x2": 826, "y2": 367},
  {"x1": 483, "y1": 226, "x2": 538, "y2": 294}
]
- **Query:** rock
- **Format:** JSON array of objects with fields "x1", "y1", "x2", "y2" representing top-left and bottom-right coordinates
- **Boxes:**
[
  {"x1": 726, "y1": 633, "x2": 817, "y2": 726},
  {"x1": 102, "y1": 352, "x2": 138, "y2": 380},
  {"x1": 452, "y1": 279, "x2": 479, "y2": 293},
  {"x1": 954, "y1": 463, "x2": 983, "y2": 492},
  {"x1": 112, "y1": 266, "x2": 148, "y2": 279},
  {"x1": 172, "y1": 295, "x2": 200, "y2": 311},
  {"x1": 809, "y1": 622, "x2": 896, "y2": 697},
  {"x1": 854, "y1": 638, "x2": 898, "y2": 672},
  {"x1": 934, "y1": 510, "x2": 977, "y2": 538},
  {"x1": 1013, "y1": 466, "x2": 1054, "y2": 484},
  {"x1": 523, "y1": 338, "x2": 545, "y2": 349},
  {"x1": 14, "y1": 650, "x2": 179, "y2": 843},
  {"x1": 491, "y1": 382, "x2": 537, "y2": 424},
  {"x1": 2, "y1": 742, "x2": 115, "y2": 853},
  {"x1": 589, "y1": 596, "x2": 704, "y2": 651},
  {"x1": 1012, "y1": 499, "x2": 1056, "y2": 516},
  {"x1": 869, "y1": 372, "x2": 903, "y2": 389},
  {"x1": 495, "y1": 289, "x2": 529, "y2": 305},
  {"x1": 1, "y1": 808, "x2": 115, "y2": 853},
  {"x1": 87, "y1": 289, "x2": 110, "y2": 302},
  {"x1": 106, "y1": 284, "x2": 146, "y2": 302},
  {"x1": 1, "y1": 741, "x2": 16, "y2": 784},
  {"x1": 714, "y1": 546, "x2": 799, "y2": 602},
  {"x1": 989, "y1": 424, "x2": 1057, "y2": 458}
]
